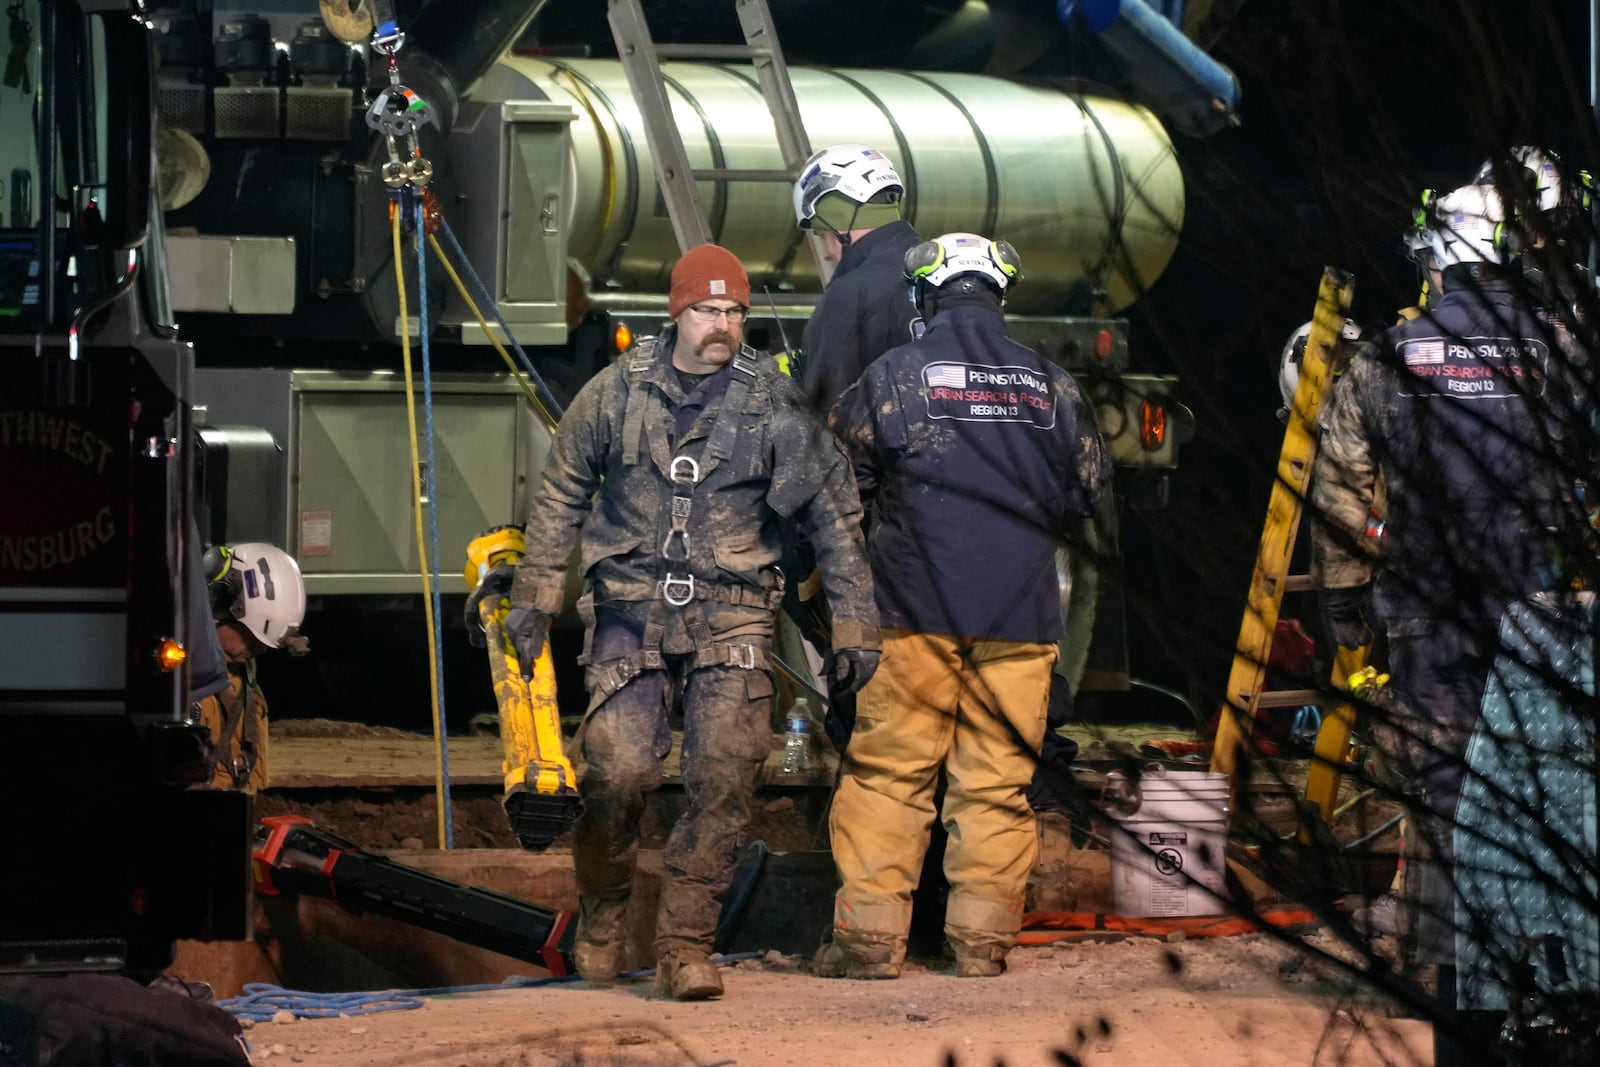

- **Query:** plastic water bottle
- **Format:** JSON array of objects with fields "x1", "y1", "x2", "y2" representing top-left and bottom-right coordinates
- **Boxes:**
[{"x1": 781, "y1": 712, "x2": 812, "y2": 774}]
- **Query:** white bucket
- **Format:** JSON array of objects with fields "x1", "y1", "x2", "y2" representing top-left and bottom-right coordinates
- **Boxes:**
[{"x1": 1105, "y1": 766, "x2": 1230, "y2": 918}]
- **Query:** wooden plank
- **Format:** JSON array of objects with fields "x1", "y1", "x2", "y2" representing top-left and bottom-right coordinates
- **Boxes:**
[
  {"x1": 265, "y1": 726, "x2": 839, "y2": 791},
  {"x1": 268, "y1": 734, "x2": 505, "y2": 789}
]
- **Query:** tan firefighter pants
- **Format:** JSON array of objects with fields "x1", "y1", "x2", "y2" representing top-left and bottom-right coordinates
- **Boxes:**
[{"x1": 828, "y1": 629, "x2": 1055, "y2": 964}]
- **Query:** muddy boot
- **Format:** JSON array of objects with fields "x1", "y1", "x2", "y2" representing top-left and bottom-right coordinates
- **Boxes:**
[
  {"x1": 572, "y1": 896, "x2": 628, "y2": 985},
  {"x1": 653, "y1": 948, "x2": 723, "y2": 1000},
  {"x1": 947, "y1": 923, "x2": 1010, "y2": 978},
  {"x1": 811, "y1": 939, "x2": 900, "y2": 980},
  {"x1": 952, "y1": 951, "x2": 1006, "y2": 978}
]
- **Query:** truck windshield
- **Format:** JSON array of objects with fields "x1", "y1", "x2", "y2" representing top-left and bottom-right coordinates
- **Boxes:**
[{"x1": 0, "y1": 0, "x2": 140, "y2": 330}]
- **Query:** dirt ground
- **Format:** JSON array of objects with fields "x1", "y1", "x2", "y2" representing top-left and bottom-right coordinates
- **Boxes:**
[
  {"x1": 228, "y1": 721, "x2": 1425, "y2": 1065},
  {"x1": 238, "y1": 929, "x2": 1432, "y2": 1067}
]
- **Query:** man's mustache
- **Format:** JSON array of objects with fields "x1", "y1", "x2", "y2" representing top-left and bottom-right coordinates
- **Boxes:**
[{"x1": 699, "y1": 330, "x2": 736, "y2": 351}]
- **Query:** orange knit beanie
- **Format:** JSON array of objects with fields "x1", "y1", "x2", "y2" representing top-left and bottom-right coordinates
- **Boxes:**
[{"x1": 668, "y1": 244, "x2": 750, "y2": 319}]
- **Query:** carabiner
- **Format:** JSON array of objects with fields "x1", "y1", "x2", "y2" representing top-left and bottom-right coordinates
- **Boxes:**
[{"x1": 661, "y1": 528, "x2": 691, "y2": 563}]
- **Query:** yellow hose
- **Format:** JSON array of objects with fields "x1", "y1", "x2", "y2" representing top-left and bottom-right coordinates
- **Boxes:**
[{"x1": 394, "y1": 203, "x2": 451, "y2": 849}]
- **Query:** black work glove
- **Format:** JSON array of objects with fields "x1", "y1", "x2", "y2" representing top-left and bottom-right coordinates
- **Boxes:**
[
  {"x1": 1319, "y1": 583, "x2": 1376, "y2": 650},
  {"x1": 795, "y1": 568, "x2": 833, "y2": 647},
  {"x1": 504, "y1": 606, "x2": 553, "y2": 680},
  {"x1": 463, "y1": 563, "x2": 516, "y2": 648},
  {"x1": 829, "y1": 648, "x2": 880, "y2": 697}
]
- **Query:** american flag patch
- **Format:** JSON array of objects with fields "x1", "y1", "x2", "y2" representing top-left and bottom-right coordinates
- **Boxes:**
[
  {"x1": 925, "y1": 364, "x2": 966, "y2": 389},
  {"x1": 1405, "y1": 339, "x2": 1445, "y2": 365}
]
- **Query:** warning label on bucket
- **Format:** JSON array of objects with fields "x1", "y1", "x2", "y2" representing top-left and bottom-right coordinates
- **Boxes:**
[
  {"x1": 1151, "y1": 854, "x2": 1188, "y2": 913},
  {"x1": 1149, "y1": 831, "x2": 1188, "y2": 845}
]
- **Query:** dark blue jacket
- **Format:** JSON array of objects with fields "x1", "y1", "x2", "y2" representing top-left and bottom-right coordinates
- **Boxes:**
[
  {"x1": 829, "y1": 305, "x2": 1111, "y2": 641},
  {"x1": 1315, "y1": 271, "x2": 1585, "y2": 621},
  {"x1": 797, "y1": 221, "x2": 924, "y2": 413}
]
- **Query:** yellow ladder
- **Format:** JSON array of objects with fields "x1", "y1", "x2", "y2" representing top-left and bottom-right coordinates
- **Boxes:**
[{"x1": 1209, "y1": 267, "x2": 1368, "y2": 839}]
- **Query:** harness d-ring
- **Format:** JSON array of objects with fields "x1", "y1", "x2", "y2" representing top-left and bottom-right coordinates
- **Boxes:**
[
  {"x1": 662, "y1": 574, "x2": 695, "y2": 607},
  {"x1": 670, "y1": 455, "x2": 700, "y2": 483}
]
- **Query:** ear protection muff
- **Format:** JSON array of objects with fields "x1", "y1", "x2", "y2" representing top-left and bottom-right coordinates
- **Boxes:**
[
  {"x1": 902, "y1": 233, "x2": 1022, "y2": 315},
  {"x1": 903, "y1": 238, "x2": 945, "y2": 317},
  {"x1": 203, "y1": 544, "x2": 245, "y2": 622},
  {"x1": 903, "y1": 238, "x2": 945, "y2": 284},
  {"x1": 1413, "y1": 188, "x2": 1438, "y2": 234},
  {"x1": 1493, "y1": 218, "x2": 1527, "y2": 256},
  {"x1": 990, "y1": 239, "x2": 1022, "y2": 281},
  {"x1": 202, "y1": 544, "x2": 232, "y2": 584}
]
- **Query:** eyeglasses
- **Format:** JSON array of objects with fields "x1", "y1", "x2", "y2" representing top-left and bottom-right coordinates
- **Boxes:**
[{"x1": 686, "y1": 303, "x2": 749, "y2": 323}]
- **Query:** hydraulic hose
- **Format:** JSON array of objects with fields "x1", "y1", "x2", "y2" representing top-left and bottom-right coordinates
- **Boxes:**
[{"x1": 394, "y1": 194, "x2": 453, "y2": 848}]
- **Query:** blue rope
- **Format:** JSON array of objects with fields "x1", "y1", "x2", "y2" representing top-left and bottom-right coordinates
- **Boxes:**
[
  {"x1": 414, "y1": 191, "x2": 453, "y2": 848},
  {"x1": 217, "y1": 952, "x2": 767, "y2": 1021},
  {"x1": 217, "y1": 983, "x2": 425, "y2": 1022},
  {"x1": 433, "y1": 214, "x2": 565, "y2": 422}
]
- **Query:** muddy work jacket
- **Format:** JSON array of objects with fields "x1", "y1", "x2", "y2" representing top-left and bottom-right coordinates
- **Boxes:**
[
  {"x1": 511, "y1": 329, "x2": 878, "y2": 693},
  {"x1": 830, "y1": 304, "x2": 1111, "y2": 642},
  {"x1": 1313, "y1": 271, "x2": 1589, "y2": 622}
]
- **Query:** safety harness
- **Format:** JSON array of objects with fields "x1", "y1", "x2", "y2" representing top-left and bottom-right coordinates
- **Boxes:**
[
  {"x1": 207, "y1": 663, "x2": 264, "y2": 791},
  {"x1": 584, "y1": 341, "x2": 780, "y2": 704}
]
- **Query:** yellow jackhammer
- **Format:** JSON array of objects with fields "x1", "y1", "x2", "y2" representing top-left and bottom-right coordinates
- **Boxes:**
[{"x1": 464, "y1": 526, "x2": 582, "y2": 851}]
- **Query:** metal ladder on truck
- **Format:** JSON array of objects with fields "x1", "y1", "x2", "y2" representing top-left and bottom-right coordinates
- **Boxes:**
[
  {"x1": 1208, "y1": 267, "x2": 1372, "y2": 845},
  {"x1": 607, "y1": 0, "x2": 829, "y2": 277}
]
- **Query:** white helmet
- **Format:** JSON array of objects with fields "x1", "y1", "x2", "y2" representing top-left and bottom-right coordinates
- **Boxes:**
[
  {"x1": 793, "y1": 143, "x2": 903, "y2": 229},
  {"x1": 1474, "y1": 146, "x2": 1568, "y2": 216},
  {"x1": 903, "y1": 232, "x2": 1021, "y2": 292},
  {"x1": 1279, "y1": 318, "x2": 1362, "y2": 411},
  {"x1": 208, "y1": 542, "x2": 307, "y2": 650},
  {"x1": 1424, "y1": 183, "x2": 1507, "y2": 268}
]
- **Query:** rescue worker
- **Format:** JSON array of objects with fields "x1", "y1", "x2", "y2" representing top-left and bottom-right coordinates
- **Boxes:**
[
  {"x1": 1474, "y1": 146, "x2": 1593, "y2": 331},
  {"x1": 194, "y1": 542, "x2": 309, "y2": 793},
  {"x1": 816, "y1": 233, "x2": 1111, "y2": 979},
  {"x1": 792, "y1": 143, "x2": 923, "y2": 412},
  {"x1": 503, "y1": 243, "x2": 880, "y2": 1000},
  {"x1": 1311, "y1": 183, "x2": 1591, "y2": 1063},
  {"x1": 788, "y1": 143, "x2": 922, "y2": 749}
]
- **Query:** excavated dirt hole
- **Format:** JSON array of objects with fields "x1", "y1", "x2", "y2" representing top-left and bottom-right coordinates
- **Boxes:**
[{"x1": 254, "y1": 786, "x2": 833, "y2": 855}]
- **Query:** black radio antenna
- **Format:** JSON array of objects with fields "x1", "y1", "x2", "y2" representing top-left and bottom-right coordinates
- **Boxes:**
[{"x1": 763, "y1": 284, "x2": 795, "y2": 355}]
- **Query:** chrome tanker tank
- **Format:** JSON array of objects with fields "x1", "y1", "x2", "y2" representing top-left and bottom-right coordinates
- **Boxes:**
[{"x1": 482, "y1": 58, "x2": 1185, "y2": 317}]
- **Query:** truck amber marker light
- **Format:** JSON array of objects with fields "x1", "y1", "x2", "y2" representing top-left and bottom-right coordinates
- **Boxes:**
[
  {"x1": 156, "y1": 639, "x2": 188, "y2": 672},
  {"x1": 613, "y1": 323, "x2": 633, "y2": 352}
]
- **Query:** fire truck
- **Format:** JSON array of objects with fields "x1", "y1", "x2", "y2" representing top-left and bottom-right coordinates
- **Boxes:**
[{"x1": 1, "y1": 0, "x2": 249, "y2": 974}]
